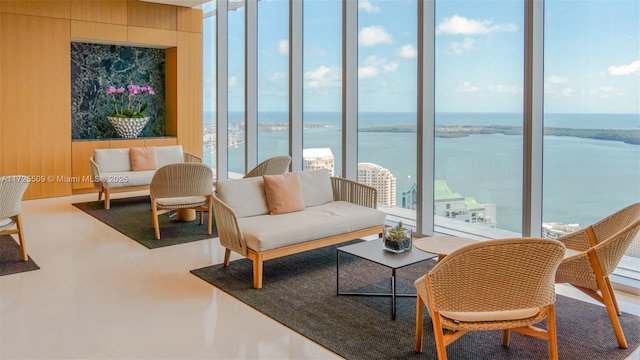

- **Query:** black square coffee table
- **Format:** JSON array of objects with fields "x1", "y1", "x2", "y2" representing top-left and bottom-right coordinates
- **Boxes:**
[{"x1": 337, "y1": 239, "x2": 437, "y2": 320}]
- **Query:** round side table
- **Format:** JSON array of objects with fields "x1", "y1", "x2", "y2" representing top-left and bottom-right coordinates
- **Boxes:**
[{"x1": 413, "y1": 236, "x2": 478, "y2": 261}]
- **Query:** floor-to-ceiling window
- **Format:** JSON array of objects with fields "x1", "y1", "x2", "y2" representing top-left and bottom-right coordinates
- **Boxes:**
[
  {"x1": 543, "y1": 0, "x2": 640, "y2": 279},
  {"x1": 434, "y1": 0, "x2": 524, "y2": 238},
  {"x1": 228, "y1": 0, "x2": 246, "y2": 177},
  {"x1": 357, "y1": 0, "x2": 418, "y2": 227},
  {"x1": 203, "y1": 2, "x2": 217, "y2": 171},
  {"x1": 257, "y1": 0, "x2": 290, "y2": 164},
  {"x1": 303, "y1": 0, "x2": 342, "y2": 177}
]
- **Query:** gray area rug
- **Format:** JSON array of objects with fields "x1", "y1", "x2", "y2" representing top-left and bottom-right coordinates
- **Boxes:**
[
  {"x1": 73, "y1": 196, "x2": 216, "y2": 249},
  {"x1": 0, "y1": 235, "x2": 40, "y2": 276},
  {"x1": 191, "y1": 241, "x2": 640, "y2": 359}
]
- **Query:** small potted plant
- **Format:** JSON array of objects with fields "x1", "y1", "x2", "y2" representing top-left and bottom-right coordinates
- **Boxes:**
[
  {"x1": 383, "y1": 221, "x2": 412, "y2": 253},
  {"x1": 105, "y1": 84, "x2": 155, "y2": 138}
]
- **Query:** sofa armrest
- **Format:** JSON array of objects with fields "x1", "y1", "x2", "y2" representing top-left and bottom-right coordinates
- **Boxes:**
[
  {"x1": 184, "y1": 152, "x2": 202, "y2": 163},
  {"x1": 330, "y1": 177, "x2": 378, "y2": 209},
  {"x1": 212, "y1": 192, "x2": 249, "y2": 256},
  {"x1": 89, "y1": 157, "x2": 103, "y2": 191}
]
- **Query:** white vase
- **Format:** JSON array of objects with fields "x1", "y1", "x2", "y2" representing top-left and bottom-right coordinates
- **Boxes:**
[{"x1": 107, "y1": 116, "x2": 150, "y2": 138}]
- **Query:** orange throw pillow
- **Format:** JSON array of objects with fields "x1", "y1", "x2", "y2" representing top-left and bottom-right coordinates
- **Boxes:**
[
  {"x1": 129, "y1": 147, "x2": 157, "y2": 171},
  {"x1": 263, "y1": 173, "x2": 305, "y2": 215}
]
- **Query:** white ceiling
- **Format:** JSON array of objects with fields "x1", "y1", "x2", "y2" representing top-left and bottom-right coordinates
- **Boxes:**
[{"x1": 137, "y1": 0, "x2": 210, "y2": 8}]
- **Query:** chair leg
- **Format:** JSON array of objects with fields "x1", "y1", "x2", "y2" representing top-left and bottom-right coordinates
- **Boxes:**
[
  {"x1": 588, "y1": 249, "x2": 628, "y2": 348},
  {"x1": 223, "y1": 248, "x2": 231, "y2": 266},
  {"x1": 431, "y1": 312, "x2": 448, "y2": 360},
  {"x1": 599, "y1": 278, "x2": 628, "y2": 348},
  {"x1": 15, "y1": 215, "x2": 27, "y2": 261},
  {"x1": 415, "y1": 296, "x2": 424, "y2": 353},
  {"x1": 151, "y1": 202, "x2": 160, "y2": 240},
  {"x1": 502, "y1": 330, "x2": 510, "y2": 347},
  {"x1": 207, "y1": 205, "x2": 213, "y2": 235},
  {"x1": 605, "y1": 277, "x2": 621, "y2": 316},
  {"x1": 547, "y1": 304, "x2": 559, "y2": 360},
  {"x1": 97, "y1": 190, "x2": 103, "y2": 203}
]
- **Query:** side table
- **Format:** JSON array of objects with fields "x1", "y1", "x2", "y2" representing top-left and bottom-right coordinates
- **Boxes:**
[{"x1": 413, "y1": 236, "x2": 478, "y2": 261}]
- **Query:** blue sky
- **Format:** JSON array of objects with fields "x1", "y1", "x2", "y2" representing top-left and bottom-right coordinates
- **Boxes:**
[{"x1": 203, "y1": 0, "x2": 639, "y2": 115}]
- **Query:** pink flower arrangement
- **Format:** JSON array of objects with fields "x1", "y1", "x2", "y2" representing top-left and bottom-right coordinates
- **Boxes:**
[{"x1": 106, "y1": 84, "x2": 155, "y2": 118}]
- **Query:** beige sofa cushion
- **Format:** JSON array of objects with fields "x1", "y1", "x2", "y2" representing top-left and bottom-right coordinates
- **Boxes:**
[
  {"x1": 215, "y1": 176, "x2": 269, "y2": 217},
  {"x1": 263, "y1": 173, "x2": 305, "y2": 215},
  {"x1": 155, "y1": 145, "x2": 185, "y2": 168},
  {"x1": 239, "y1": 201, "x2": 386, "y2": 252},
  {"x1": 440, "y1": 308, "x2": 540, "y2": 322},
  {"x1": 94, "y1": 148, "x2": 131, "y2": 172},
  {"x1": 298, "y1": 169, "x2": 334, "y2": 207}
]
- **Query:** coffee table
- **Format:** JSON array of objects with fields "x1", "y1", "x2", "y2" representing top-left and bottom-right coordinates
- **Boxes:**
[
  {"x1": 413, "y1": 236, "x2": 478, "y2": 261},
  {"x1": 337, "y1": 239, "x2": 436, "y2": 320}
]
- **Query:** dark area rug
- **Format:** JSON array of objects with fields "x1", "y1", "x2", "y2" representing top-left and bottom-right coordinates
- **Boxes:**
[
  {"x1": 73, "y1": 196, "x2": 216, "y2": 249},
  {"x1": 0, "y1": 235, "x2": 40, "y2": 276},
  {"x1": 191, "y1": 241, "x2": 640, "y2": 360}
]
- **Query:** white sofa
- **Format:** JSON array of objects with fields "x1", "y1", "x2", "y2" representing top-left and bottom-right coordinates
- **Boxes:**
[
  {"x1": 212, "y1": 169, "x2": 386, "y2": 288},
  {"x1": 89, "y1": 145, "x2": 201, "y2": 209}
]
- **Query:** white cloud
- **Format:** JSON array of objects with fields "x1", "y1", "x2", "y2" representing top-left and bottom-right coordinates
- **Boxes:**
[
  {"x1": 454, "y1": 81, "x2": 481, "y2": 93},
  {"x1": 228, "y1": 76, "x2": 238, "y2": 87},
  {"x1": 561, "y1": 88, "x2": 574, "y2": 97},
  {"x1": 358, "y1": 66, "x2": 379, "y2": 79},
  {"x1": 304, "y1": 65, "x2": 342, "y2": 88},
  {"x1": 359, "y1": 25, "x2": 393, "y2": 47},
  {"x1": 278, "y1": 39, "x2": 289, "y2": 55},
  {"x1": 547, "y1": 75, "x2": 569, "y2": 84},
  {"x1": 584, "y1": 86, "x2": 622, "y2": 98},
  {"x1": 397, "y1": 44, "x2": 417, "y2": 59},
  {"x1": 358, "y1": 0, "x2": 379, "y2": 13},
  {"x1": 357, "y1": 55, "x2": 398, "y2": 79},
  {"x1": 448, "y1": 38, "x2": 476, "y2": 54},
  {"x1": 436, "y1": 15, "x2": 517, "y2": 35},
  {"x1": 487, "y1": 84, "x2": 521, "y2": 94},
  {"x1": 270, "y1": 72, "x2": 287, "y2": 82},
  {"x1": 608, "y1": 60, "x2": 640, "y2": 76}
]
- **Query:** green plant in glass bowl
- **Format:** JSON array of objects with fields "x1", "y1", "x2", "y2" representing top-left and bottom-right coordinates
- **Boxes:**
[{"x1": 383, "y1": 221, "x2": 412, "y2": 253}]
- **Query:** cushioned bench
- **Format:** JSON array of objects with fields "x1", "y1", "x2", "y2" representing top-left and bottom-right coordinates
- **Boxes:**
[
  {"x1": 89, "y1": 145, "x2": 201, "y2": 209},
  {"x1": 212, "y1": 169, "x2": 386, "y2": 288}
]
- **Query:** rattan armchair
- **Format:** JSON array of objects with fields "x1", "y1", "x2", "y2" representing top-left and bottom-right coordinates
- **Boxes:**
[
  {"x1": 415, "y1": 238, "x2": 566, "y2": 360},
  {"x1": 150, "y1": 163, "x2": 214, "y2": 240},
  {"x1": 243, "y1": 155, "x2": 291, "y2": 178},
  {"x1": 0, "y1": 176, "x2": 30, "y2": 261},
  {"x1": 555, "y1": 202, "x2": 640, "y2": 349}
]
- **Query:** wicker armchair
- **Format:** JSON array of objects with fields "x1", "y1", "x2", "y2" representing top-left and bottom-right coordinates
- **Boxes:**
[
  {"x1": 414, "y1": 238, "x2": 566, "y2": 360},
  {"x1": 150, "y1": 163, "x2": 214, "y2": 240},
  {"x1": 243, "y1": 155, "x2": 291, "y2": 178},
  {"x1": 0, "y1": 176, "x2": 30, "y2": 261},
  {"x1": 555, "y1": 202, "x2": 640, "y2": 349}
]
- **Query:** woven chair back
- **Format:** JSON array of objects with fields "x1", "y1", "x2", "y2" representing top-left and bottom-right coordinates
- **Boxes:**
[
  {"x1": 0, "y1": 176, "x2": 29, "y2": 218},
  {"x1": 243, "y1": 155, "x2": 291, "y2": 178},
  {"x1": 592, "y1": 202, "x2": 640, "y2": 244},
  {"x1": 427, "y1": 238, "x2": 565, "y2": 313},
  {"x1": 150, "y1": 163, "x2": 213, "y2": 199}
]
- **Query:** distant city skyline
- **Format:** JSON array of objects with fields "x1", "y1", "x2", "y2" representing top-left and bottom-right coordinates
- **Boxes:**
[{"x1": 202, "y1": 0, "x2": 639, "y2": 115}]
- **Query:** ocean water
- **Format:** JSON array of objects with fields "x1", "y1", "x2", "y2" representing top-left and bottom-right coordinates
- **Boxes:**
[{"x1": 204, "y1": 111, "x2": 640, "y2": 233}]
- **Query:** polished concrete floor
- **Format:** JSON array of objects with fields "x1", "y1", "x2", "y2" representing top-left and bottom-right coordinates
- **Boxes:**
[{"x1": 1, "y1": 191, "x2": 639, "y2": 359}]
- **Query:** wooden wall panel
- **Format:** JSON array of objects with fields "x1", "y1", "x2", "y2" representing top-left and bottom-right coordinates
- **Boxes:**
[
  {"x1": 71, "y1": 141, "x2": 110, "y2": 190},
  {"x1": 176, "y1": 31, "x2": 203, "y2": 158},
  {"x1": 1, "y1": 0, "x2": 70, "y2": 19},
  {"x1": 127, "y1": 26, "x2": 176, "y2": 47},
  {"x1": 69, "y1": 0, "x2": 127, "y2": 25},
  {"x1": 177, "y1": 7, "x2": 202, "y2": 33},
  {"x1": 109, "y1": 139, "x2": 145, "y2": 150},
  {"x1": 144, "y1": 138, "x2": 177, "y2": 147},
  {"x1": 0, "y1": 14, "x2": 71, "y2": 199},
  {"x1": 71, "y1": 20, "x2": 128, "y2": 43},
  {"x1": 127, "y1": 0, "x2": 176, "y2": 31}
]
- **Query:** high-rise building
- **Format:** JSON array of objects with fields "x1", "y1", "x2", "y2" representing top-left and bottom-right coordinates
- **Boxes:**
[
  {"x1": 303, "y1": 148, "x2": 335, "y2": 176},
  {"x1": 358, "y1": 163, "x2": 396, "y2": 207}
]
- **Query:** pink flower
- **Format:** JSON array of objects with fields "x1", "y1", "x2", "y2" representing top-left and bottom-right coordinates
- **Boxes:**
[
  {"x1": 106, "y1": 83, "x2": 155, "y2": 118},
  {"x1": 106, "y1": 86, "x2": 117, "y2": 95}
]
